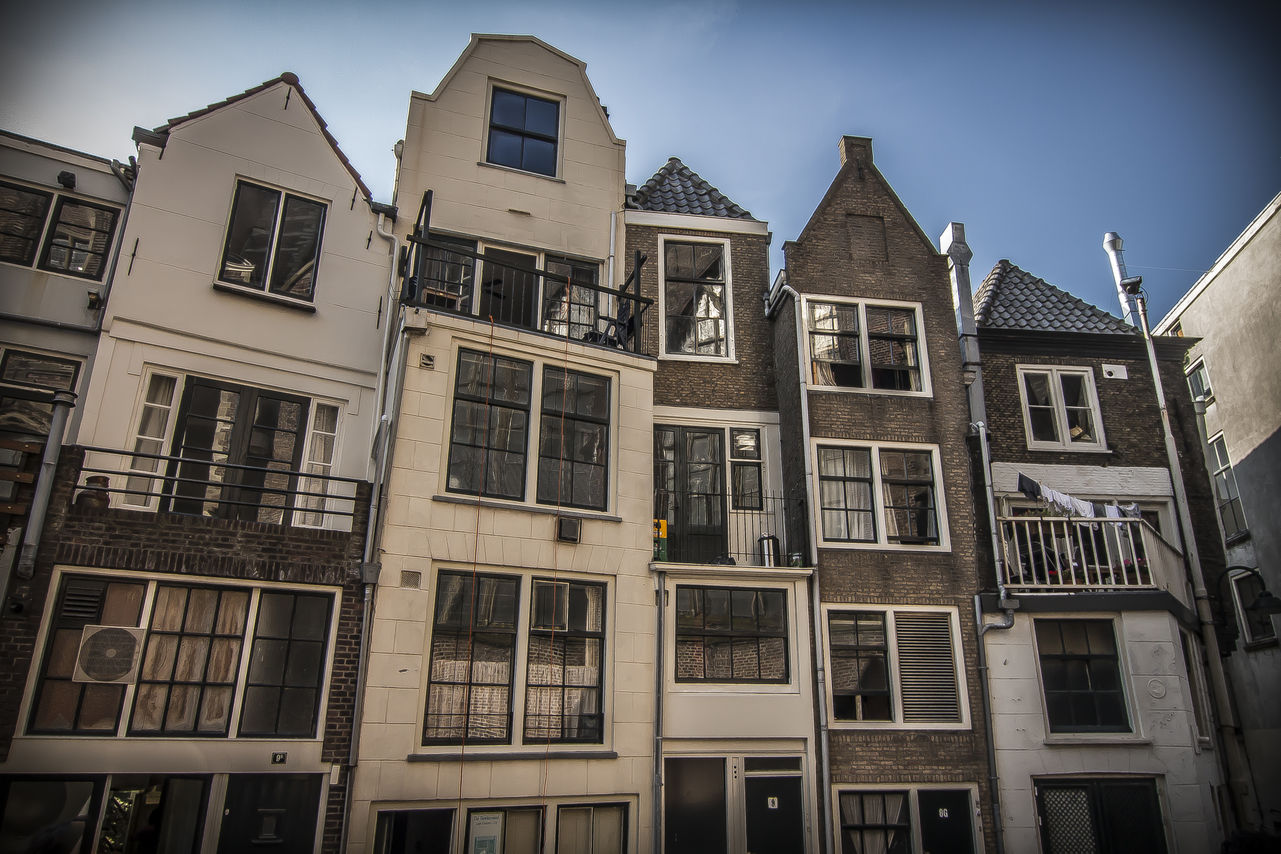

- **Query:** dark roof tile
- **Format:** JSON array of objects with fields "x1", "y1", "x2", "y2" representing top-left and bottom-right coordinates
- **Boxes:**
[
  {"x1": 628, "y1": 157, "x2": 755, "y2": 220},
  {"x1": 974, "y1": 260, "x2": 1136, "y2": 335}
]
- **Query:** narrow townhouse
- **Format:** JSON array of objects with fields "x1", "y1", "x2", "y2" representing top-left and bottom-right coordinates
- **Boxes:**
[
  {"x1": 1155, "y1": 196, "x2": 1281, "y2": 836},
  {"x1": 945, "y1": 232, "x2": 1232, "y2": 852},
  {"x1": 625, "y1": 157, "x2": 818, "y2": 853},
  {"x1": 766, "y1": 137, "x2": 993, "y2": 854},
  {"x1": 0, "y1": 130, "x2": 132, "y2": 588},
  {"x1": 348, "y1": 36, "x2": 657, "y2": 853},
  {"x1": 0, "y1": 74, "x2": 391, "y2": 852}
]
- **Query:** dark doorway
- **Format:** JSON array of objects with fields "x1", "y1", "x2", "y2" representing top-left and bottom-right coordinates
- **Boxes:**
[
  {"x1": 664, "y1": 758, "x2": 726, "y2": 853},
  {"x1": 745, "y1": 776, "x2": 804, "y2": 854},
  {"x1": 655, "y1": 426, "x2": 727, "y2": 563},
  {"x1": 373, "y1": 808, "x2": 454, "y2": 853},
  {"x1": 217, "y1": 774, "x2": 321, "y2": 854},
  {"x1": 1036, "y1": 777, "x2": 1168, "y2": 854},
  {"x1": 918, "y1": 789, "x2": 975, "y2": 854}
]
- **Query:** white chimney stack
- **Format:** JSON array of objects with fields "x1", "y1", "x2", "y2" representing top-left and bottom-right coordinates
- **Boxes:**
[{"x1": 1103, "y1": 232, "x2": 1142, "y2": 327}]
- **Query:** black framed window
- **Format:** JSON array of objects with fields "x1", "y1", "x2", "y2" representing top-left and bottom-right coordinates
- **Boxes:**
[
  {"x1": 38, "y1": 197, "x2": 120, "y2": 280},
  {"x1": 1035, "y1": 619, "x2": 1129, "y2": 732},
  {"x1": 423, "y1": 571, "x2": 520, "y2": 744},
  {"x1": 240, "y1": 591, "x2": 333, "y2": 737},
  {"x1": 130, "y1": 585, "x2": 250, "y2": 736},
  {"x1": 524, "y1": 580, "x2": 605, "y2": 742},
  {"x1": 218, "y1": 180, "x2": 326, "y2": 301},
  {"x1": 543, "y1": 255, "x2": 600, "y2": 340},
  {"x1": 664, "y1": 242, "x2": 727, "y2": 356},
  {"x1": 865, "y1": 306, "x2": 921, "y2": 391},
  {"x1": 446, "y1": 350, "x2": 533, "y2": 501},
  {"x1": 838, "y1": 791, "x2": 910, "y2": 854},
  {"x1": 1231, "y1": 572, "x2": 1277, "y2": 645},
  {"x1": 0, "y1": 180, "x2": 53, "y2": 266},
  {"x1": 420, "y1": 234, "x2": 477, "y2": 310},
  {"x1": 487, "y1": 88, "x2": 559, "y2": 176},
  {"x1": 829, "y1": 612, "x2": 891, "y2": 721},
  {"x1": 29, "y1": 576, "x2": 145, "y2": 734},
  {"x1": 818, "y1": 446, "x2": 875, "y2": 543},
  {"x1": 537, "y1": 366, "x2": 609, "y2": 510},
  {"x1": 730, "y1": 428, "x2": 762, "y2": 511},
  {"x1": 808, "y1": 301, "x2": 862, "y2": 387},
  {"x1": 1036, "y1": 778, "x2": 1167, "y2": 854},
  {"x1": 675, "y1": 586, "x2": 787, "y2": 683},
  {"x1": 0, "y1": 348, "x2": 81, "y2": 439},
  {"x1": 879, "y1": 449, "x2": 937, "y2": 545}
]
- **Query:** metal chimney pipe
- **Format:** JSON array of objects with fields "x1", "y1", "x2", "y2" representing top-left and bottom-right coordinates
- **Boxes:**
[
  {"x1": 1103, "y1": 232, "x2": 1142, "y2": 327},
  {"x1": 941, "y1": 222, "x2": 987, "y2": 424}
]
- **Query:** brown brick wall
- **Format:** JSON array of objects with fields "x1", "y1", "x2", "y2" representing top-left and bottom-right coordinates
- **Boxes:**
[
  {"x1": 626, "y1": 222, "x2": 777, "y2": 411},
  {"x1": 778, "y1": 142, "x2": 993, "y2": 848},
  {"x1": 0, "y1": 446, "x2": 371, "y2": 852}
]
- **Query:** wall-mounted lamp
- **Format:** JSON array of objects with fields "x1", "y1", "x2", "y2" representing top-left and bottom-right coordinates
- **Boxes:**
[
  {"x1": 1120, "y1": 275, "x2": 1144, "y2": 296},
  {"x1": 86, "y1": 290, "x2": 102, "y2": 310},
  {"x1": 1218, "y1": 565, "x2": 1281, "y2": 616},
  {"x1": 56, "y1": 170, "x2": 76, "y2": 190}
]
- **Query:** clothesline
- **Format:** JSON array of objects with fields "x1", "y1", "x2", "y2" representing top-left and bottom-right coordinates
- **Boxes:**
[{"x1": 1016, "y1": 473, "x2": 1140, "y2": 519}]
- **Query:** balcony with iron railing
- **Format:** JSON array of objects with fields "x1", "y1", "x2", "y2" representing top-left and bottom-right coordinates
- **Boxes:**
[
  {"x1": 73, "y1": 446, "x2": 363, "y2": 532},
  {"x1": 653, "y1": 489, "x2": 805, "y2": 569},
  {"x1": 998, "y1": 515, "x2": 1191, "y2": 606},
  {"x1": 401, "y1": 190, "x2": 653, "y2": 356}
]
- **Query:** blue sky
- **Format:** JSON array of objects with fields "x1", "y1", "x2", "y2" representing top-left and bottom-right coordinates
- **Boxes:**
[{"x1": 4, "y1": 0, "x2": 1277, "y2": 321}]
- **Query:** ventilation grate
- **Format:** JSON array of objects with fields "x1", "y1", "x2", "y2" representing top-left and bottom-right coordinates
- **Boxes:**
[
  {"x1": 895, "y1": 612, "x2": 961, "y2": 722},
  {"x1": 400, "y1": 570, "x2": 422, "y2": 589},
  {"x1": 58, "y1": 579, "x2": 106, "y2": 625}
]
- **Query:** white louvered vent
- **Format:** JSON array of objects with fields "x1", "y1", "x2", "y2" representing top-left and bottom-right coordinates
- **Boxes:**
[{"x1": 895, "y1": 612, "x2": 961, "y2": 722}]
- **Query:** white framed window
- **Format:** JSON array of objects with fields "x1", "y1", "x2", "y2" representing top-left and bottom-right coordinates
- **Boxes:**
[
  {"x1": 1185, "y1": 359, "x2": 1213, "y2": 404},
  {"x1": 1230, "y1": 570, "x2": 1277, "y2": 646},
  {"x1": 658, "y1": 235, "x2": 734, "y2": 361},
  {"x1": 834, "y1": 785, "x2": 980, "y2": 854},
  {"x1": 1016, "y1": 365, "x2": 1106, "y2": 451},
  {"x1": 26, "y1": 569, "x2": 338, "y2": 740},
  {"x1": 1178, "y1": 628, "x2": 1213, "y2": 744},
  {"x1": 217, "y1": 179, "x2": 327, "y2": 303},
  {"x1": 485, "y1": 82, "x2": 563, "y2": 178},
  {"x1": 804, "y1": 297, "x2": 931, "y2": 395},
  {"x1": 823, "y1": 605, "x2": 968, "y2": 729},
  {"x1": 0, "y1": 180, "x2": 121, "y2": 281},
  {"x1": 813, "y1": 441, "x2": 949, "y2": 550},
  {"x1": 1208, "y1": 435, "x2": 1248, "y2": 540},
  {"x1": 444, "y1": 348, "x2": 614, "y2": 513},
  {"x1": 1033, "y1": 618, "x2": 1130, "y2": 733},
  {"x1": 421, "y1": 568, "x2": 608, "y2": 747}
]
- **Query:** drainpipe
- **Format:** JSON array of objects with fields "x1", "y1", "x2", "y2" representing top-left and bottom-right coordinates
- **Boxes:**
[
  {"x1": 14, "y1": 391, "x2": 76, "y2": 583},
  {"x1": 1103, "y1": 236, "x2": 1259, "y2": 834},
  {"x1": 766, "y1": 274, "x2": 833, "y2": 854},
  {"x1": 341, "y1": 210, "x2": 401, "y2": 852},
  {"x1": 652, "y1": 569, "x2": 665, "y2": 854}
]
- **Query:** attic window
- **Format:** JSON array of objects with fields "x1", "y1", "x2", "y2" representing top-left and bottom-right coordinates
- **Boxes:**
[
  {"x1": 487, "y1": 88, "x2": 559, "y2": 177},
  {"x1": 218, "y1": 180, "x2": 326, "y2": 302}
]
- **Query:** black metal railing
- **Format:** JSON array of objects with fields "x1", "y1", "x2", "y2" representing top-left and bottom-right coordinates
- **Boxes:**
[
  {"x1": 75, "y1": 446, "x2": 363, "y2": 529},
  {"x1": 400, "y1": 190, "x2": 653, "y2": 354},
  {"x1": 653, "y1": 490, "x2": 801, "y2": 567}
]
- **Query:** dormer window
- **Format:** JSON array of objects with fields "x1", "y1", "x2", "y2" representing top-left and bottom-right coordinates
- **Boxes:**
[{"x1": 486, "y1": 88, "x2": 559, "y2": 177}]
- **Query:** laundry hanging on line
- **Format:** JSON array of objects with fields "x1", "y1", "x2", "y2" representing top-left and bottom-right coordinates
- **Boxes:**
[{"x1": 1016, "y1": 472, "x2": 1140, "y2": 519}]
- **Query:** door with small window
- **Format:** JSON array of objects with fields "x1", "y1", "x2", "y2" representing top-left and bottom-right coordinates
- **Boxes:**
[
  {"x1": 654, "y1": 426, "x2": 727, "y2": 563},
  {"x1": 1035, "y1": 778, "x2": 1168, "y2": 854},
  {"x1": 665, "y1": 755, "x2": 807, "y2": 854},
  {"x1": 217, "y1": 774, "x2": 321, "y2": 854}
]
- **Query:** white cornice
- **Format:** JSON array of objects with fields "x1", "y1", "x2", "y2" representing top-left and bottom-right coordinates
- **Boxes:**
[{"x1": 623, "y1": 209, "x2": 769, "y2": 236}]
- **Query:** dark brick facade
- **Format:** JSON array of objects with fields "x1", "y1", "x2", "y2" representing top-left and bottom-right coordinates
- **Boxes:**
[
  {"x1": 774, "y1": 137, "x2": 994, "y2": 849},
  {"x1": 626, "y1": 222, "x2": 777, "y2": 412},
  {"x1": 0, "y1": 445, "x2": 372, "y2": 852}
]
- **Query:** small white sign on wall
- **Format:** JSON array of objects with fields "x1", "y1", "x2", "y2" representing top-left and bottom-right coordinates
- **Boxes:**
[{"x1": 1102, "y1": 363, "x2": 1128, "y2": 380}]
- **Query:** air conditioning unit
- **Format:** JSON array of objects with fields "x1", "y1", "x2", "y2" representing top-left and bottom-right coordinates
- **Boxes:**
[{"x1": 72, "y1": 625, "x2": 146, "y2": 684}]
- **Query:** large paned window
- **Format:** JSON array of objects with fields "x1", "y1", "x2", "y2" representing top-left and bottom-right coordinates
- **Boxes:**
[
  {"x1": 1035, "y1": 619, "x2": 1129, "y2": 733},
  {"x1": 29, "y1": 574, "x2": 334, "y2": 739},
  {"x1": 1017, "y1": 366, "x2": 1105, "y2": 451},
  {"x1": 556, "y1": 804, "x2": 626, "y2": 854},
  {"x1": 524, "y1": 580, "x2": 605, "y2": 742},
  {"x1": 446, "y1": 350, "x2": 533, "y2": 501},
  {"x1": 828, "y1": 608, "x2": 963, "y2": 726},
  {"x1": 537, "y1": 367, "x2": 609, "y2": 510},
  {"x1": 663, "y1": 241, "x2": 729, "y2": 358},
  {"x1": 1208, "y1": 435, "x2": 1247, "y2": 540},
  {"x1": 674, "y1": 586, "x2": 787, "y2": 683},
  {"x1": 0, "y1": 180, "x2": 120, "y2": 280},
  {"x1": 218, "y1": 180, "x2": 326, "y2": 302},
  {"x1": 423, "y1": 571, "x2": 607, "y2": 747},
  {"x1": 487, "y1": 87, "x2": 559, "y2": 177},
  {"x1": 423, "y1": 571, "x2": 520, "y2": 744},
  {"x1": 807, "y1": 300, "x2": 923, "y2": 392},
  {"x1": 838, "y1": 789, "x2": 977, "y2": 854},
  {"x1": 1230, "y1": 571, "x2": 1277, "y2": 646},
  {"x1": 817, "y1": 444, "x2": 941, "y2": 547}
]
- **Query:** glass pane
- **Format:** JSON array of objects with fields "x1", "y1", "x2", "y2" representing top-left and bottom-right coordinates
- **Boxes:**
[
  {"x1": 269, "y1": 195, "x2": 325, "y2": 299},
  {"x1": 220, "y1": 183, "x2": 280, "y2": 288}
]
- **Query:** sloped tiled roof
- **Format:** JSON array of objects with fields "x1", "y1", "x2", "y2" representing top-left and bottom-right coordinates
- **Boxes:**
[
  {"x1": 148, "y1": 72, "x2": 372, "y2": 201},
  {"x1": 974, "y1": 260, "x2": 1136, "y2": 335},
  {"x1": 629, "y1": 157, "x2": 755, "y2": 220}
]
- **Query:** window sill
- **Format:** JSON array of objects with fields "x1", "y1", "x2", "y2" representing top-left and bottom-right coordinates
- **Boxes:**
[
  {"x1": 809, "y1": 385, "x2": 932, "y2": 399},
  {"x1": 0, "y1": 258, "x2": 109, "y2": 284},
  {"x1": 658, "y1": 353, "x2": 737, "y2": 364},
  {"x1": 1042, "y1": 733, "x2": 1150, "y2": 746},
  {"x1": 1225, "y1": 530, "x2": 1252, "y2": 547},
  {"x1": 433, "y1": 492, "x2": 622, "y2": 523},
  {"x1": 1024, "y1": 442, "x2": 1112, "y2": 454},
  {"x1": 213, "y1": 280, "x2": 317, "y2": 312},
  {"x1": 477, "y1": 160, "x2": 566, "y2": 184},
  {"x1": 818, "y1": 540, "x2": 951, "y2": 554},
  {"x1": 828, "y1": 720, "x2": 969, "y2": 731},
  {"x1": 670, "y1": 681, "x2": 799, "y2": 696},
  {"x1": 409, "y1": 748, "x2": 616, "y2": 762},
  {"x1": 1242, "y1": 636, "x2": 1279, "y2": 652}
]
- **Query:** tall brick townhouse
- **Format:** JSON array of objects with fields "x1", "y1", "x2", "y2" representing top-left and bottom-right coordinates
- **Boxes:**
[
  {"x1": 943, "y1": 233, "x2": 1239, "y2": 852},
  {"x1": 766, "y1": 137, "x2": 993, "y2": 854},
  {"x1": 0, "y1": 75, "x2": 393, "y2": 852}
]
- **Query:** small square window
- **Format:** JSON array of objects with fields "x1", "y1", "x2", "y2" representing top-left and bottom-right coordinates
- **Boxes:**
[
  {"x1": 1017, "y1": 366, "x2": 1105, "y2": 451},
  {"x1": 1186, "y1": 360, "x2": 1213, "y2": 404},
  {"x1": 817, "y1": 444, "x2": 942, "y2": 547},
  {"x1": 808, "y1": 300, "x2": 924, "y2": 392},
  {"x1": 218, "y1": 181, "x2": 326, "y2": 301},
  {"x1": 487, "y1": 88, "x2": 559, "y2": 177}
]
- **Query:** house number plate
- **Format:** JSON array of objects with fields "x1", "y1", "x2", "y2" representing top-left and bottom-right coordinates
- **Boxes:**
[{"x1": 768, "y1": 797, "x2": 779, "y2": 809}]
